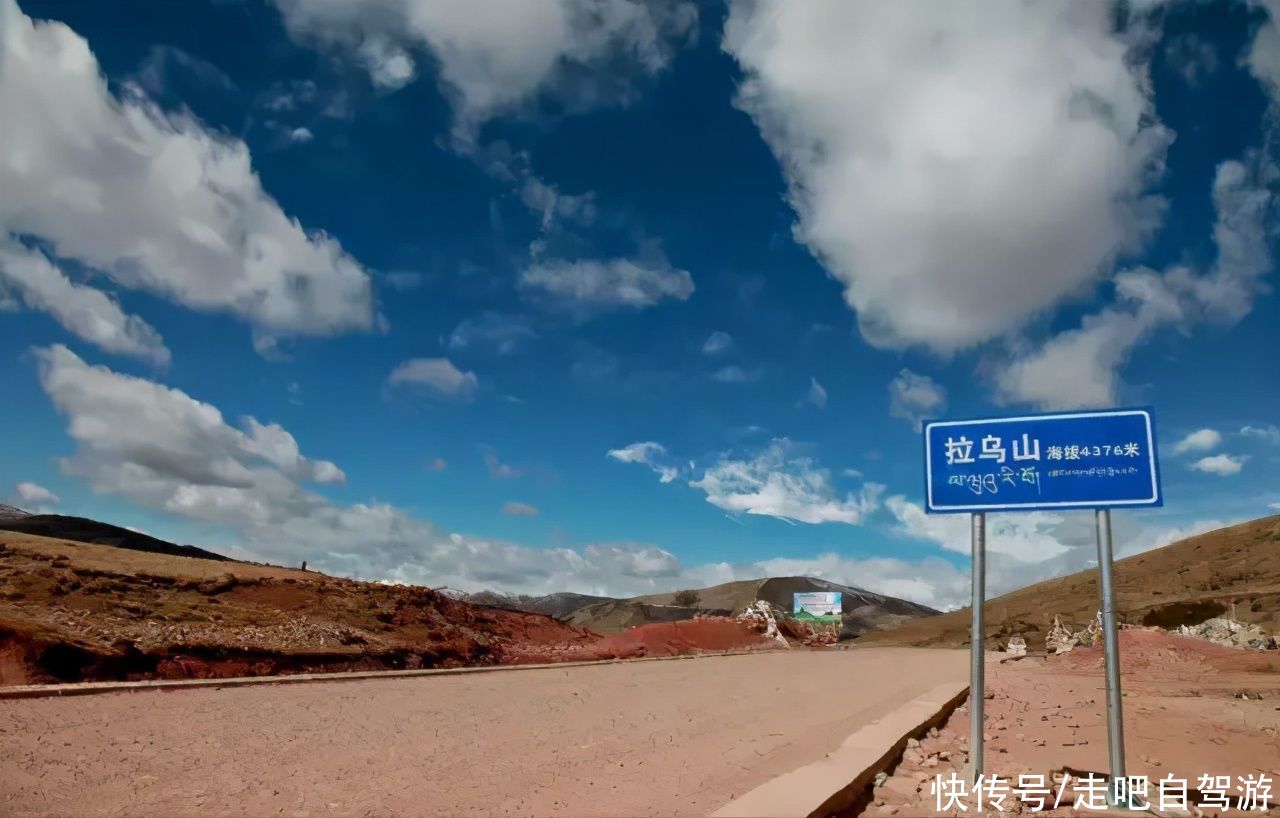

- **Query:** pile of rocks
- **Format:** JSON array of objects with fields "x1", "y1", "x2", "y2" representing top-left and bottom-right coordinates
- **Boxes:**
[
  {"x1": 1175, "y1": 617, "x2": 1278, "y2": 650},
  {"x1": 1044, "y1": 612, "x2": 1104, "y2": 654},
  {"x1": 735, "y1": 600, "x2": 791, "y2": 648}
]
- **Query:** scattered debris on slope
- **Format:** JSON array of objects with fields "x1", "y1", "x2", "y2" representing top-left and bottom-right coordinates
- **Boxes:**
[{"x1": 1175, "y1": 617, "x2": 1278, "y2": 650}]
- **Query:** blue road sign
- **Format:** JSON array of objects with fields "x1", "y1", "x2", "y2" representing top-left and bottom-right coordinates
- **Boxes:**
[{"x1": 924, "y1": 408, "x2": 1162, "y2": 513}]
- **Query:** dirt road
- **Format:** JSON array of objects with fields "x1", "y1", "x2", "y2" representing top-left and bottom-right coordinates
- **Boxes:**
[{"x1": 0, "y1": 648, "x2": 965, "y2": 817}]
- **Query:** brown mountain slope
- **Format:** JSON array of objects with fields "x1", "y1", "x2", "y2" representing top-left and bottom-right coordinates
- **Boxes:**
[
  {"x1": 861, "y1": 515, "x2": 1280, "y2": 649},
  {"x1": 0, "y1": 531, "x2": 606, "y2": 685}
]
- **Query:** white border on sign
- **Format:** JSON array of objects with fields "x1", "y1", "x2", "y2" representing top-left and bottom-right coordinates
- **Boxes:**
[{"x1": 924, "y1": 409, "x2": 1159, "y2": 512}]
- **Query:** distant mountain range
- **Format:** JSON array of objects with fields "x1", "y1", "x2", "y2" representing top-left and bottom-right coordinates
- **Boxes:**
[{"x1": 465, "y1": 576, "x2": 940, "y2": 637}]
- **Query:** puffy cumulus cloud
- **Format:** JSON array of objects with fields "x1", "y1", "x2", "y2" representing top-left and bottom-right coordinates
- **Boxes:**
[
  {"x1": 25, "y1": 344, "x2": 700, "y2": 598},
  {"x1": 501, "y1": 501, "x2": 539, "y2": 517},
  {"x1": 0, "y1": 1, "x2": 374, "y2": 345},
  {"x1": 996, "y1": 154, "x2": 1276, "y2": 409},
  {"x1": 240, "y1": 418, "x2": 346, "y2": 484},
  {"x1": 701, "y1": 331, "x2": 733, "y2": 356},
  {"x1": 1172, "y1": 428, "x2": 1223, "y2": 455},
  {"x1": 1191, "y1": 453, "x2": 1246, "y2": 476},
  {"x1": 607, "y1": 441, "x2": 680, "y2": 483},
  {"x1": 689, "y1": 439, "x2": 883, "y2": 525},
  {"x1": 0, "y1": 238, "x2": 170, "y2": 366},
  {"x1": 723, "y1": 1, "x2": 1170, "y2": 353},
  {"x1": 518, "y1": 257, "x2": 693, "y2": 315},
  {"x1": 888, "y1": 369, "x2": 946, "y2": 430},
  {"x1": 386, "y1": 358, "x2": 479, "y2": 400},
  {"x1": 13, "y1": 481, "x2": 59, "y2": 508},
  {"x1": 273, "y1": 0, "x2": 697, "y2": 138},
  {"x1": 36, "y1": 345, "x2": 345, "y2": 498},
  {"x1": 447, "y1": 312, "x2": 537, "y2": 355}
]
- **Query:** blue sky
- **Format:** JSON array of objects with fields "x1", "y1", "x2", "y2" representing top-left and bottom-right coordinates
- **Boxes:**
[{"x1": 1, "y1": 0, "x2": 1278, "y2": 609}]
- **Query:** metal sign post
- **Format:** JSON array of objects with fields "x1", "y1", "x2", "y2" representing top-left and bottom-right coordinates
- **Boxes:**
[
  {"x1": 923, "y1": 408, "x2": 1162, "y2": 798},
  {"x1": 969, "y1": 512, "x2": 986, "y2": 783},
  {"x1": 1095, "y1": 509, "x2": 1127, "y2": 804}
]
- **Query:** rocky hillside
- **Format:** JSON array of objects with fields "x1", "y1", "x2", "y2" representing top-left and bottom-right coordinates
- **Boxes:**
[{"x1": 0, "y1": 531, "x2": 607, "y2": 685}]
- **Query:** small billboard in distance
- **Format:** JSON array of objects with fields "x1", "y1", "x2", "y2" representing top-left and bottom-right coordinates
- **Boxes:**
[{"x1": 793, "y1": 591, "x2": 842, "y2": 622}]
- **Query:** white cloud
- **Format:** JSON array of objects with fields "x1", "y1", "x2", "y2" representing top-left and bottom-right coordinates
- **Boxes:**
[
  {"x1": 13, "y1": 481, "x2": 59, "y2": 508},
  {"x1": 518, "y1": 257, "x2": 693, "y2": 314},
  {"x1": 0, "y1": 238, "x2": 170, "y2": 366},
  {"x1": 607, "y1": 441, "x2": 679, "y2": 483},
  {"x1": 387, "y1": 358, "x2": 479, "y2": 400},
  {"x1": 885, "y1": 495, "x2": 1071, "y2": 563},
  {"x1": 701, "y1": 330, "x2": 733, "y2": 356},
  {"x1": 448, "y1": 312, "x2": 537, "y2": 355},
  {"x1": 803, "y1": 376, "x2": 827, "y2": 409},
  {"x1": 888, "y1": 369, "x2": 946, "y2": 430},
  {"x1": 884, "y1": 493, "x2": 1236, "y2": 605},
  {"x1": 501, "y1": 501, "x2": 539, "y2": 517},
  {"x1": 1172, "y1": 428, "x2": 1222, "y2": 455},
  {"x1": 0, "y1": 1, "x2": 374, "y2": 343},
  {"x1": 240, "y1": 418, "x2": 346, "y2": 484},
  {"x1": 997, "y1": 154, "x2": 1275, "y2": 408},
  {"x1": 26, "y1": 346, "x2": 1248, "y2": 610},
  {"x1": 1164, "y1": 32, "x2": 1218, "y2": 87},
  {"x1": 36, "y1": 345, "x2": 345, "y2": 497},
  {"x1": 1241, "y1": 424, "x2": 1280, "y2": 445},
  {"x1": 520, "y1": 176, "x2": 597, "y2": 233},
  {"x1": 485, "y1": 450, "x2": 521, "y2": 479},
  {"x1": 1269, "y1": 502, "x2": 1280, "y2": 511},
  {"x1": 27, "y1": 343, "x2": 708, "y2": 598},
  {"x1": 723, "y1": 1, "x2": 1170, "y2": 353},
  {"x1": 426, "y1": 457, "x2": 448, "y2": 472},
  {"x1": 288, "y1": 126, "x2": 314, "y2": 143},
  {"x1": 1191, "y1": 453, "x2": 1246, "y2": 476},
  {"x1": 273, "y1": 0, "x2": 697, "y2": 138},
  {"x1": 1244, "y1": 0, "x2": 1280, "y2": 101},
  {"x1": 711, "y1": 365, "x2": 761, "y2": 384},
  {"x1": 689, "y1": 438, "x2": 883, "y2": 525}
]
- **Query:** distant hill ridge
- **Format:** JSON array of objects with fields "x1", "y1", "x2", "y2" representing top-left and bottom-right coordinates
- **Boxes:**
[
  {"x1": 863, "y1": 515, "x2": 1280, "y2": 649},
  {"x1": 0, "y1": 503, "x2": 31, "y2": 521},
  {"x1": 0, "y1": 515, "x2": 233, "y2": 563}
]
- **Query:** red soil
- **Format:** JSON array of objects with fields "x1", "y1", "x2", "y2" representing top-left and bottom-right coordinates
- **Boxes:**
[
  {"x1": 499, "y1": 617, "x2": 779, "y2": 664},
  {"x1": 587, "y1": 617, "x2": 774, "y2": 657}
]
